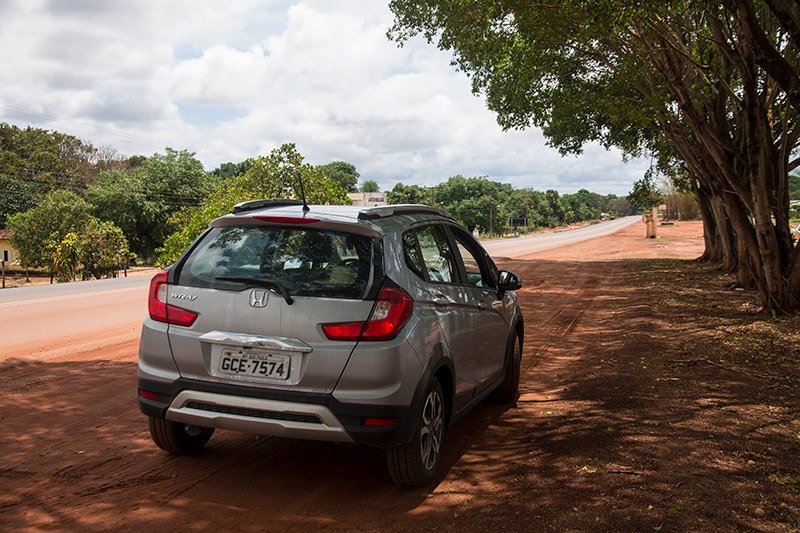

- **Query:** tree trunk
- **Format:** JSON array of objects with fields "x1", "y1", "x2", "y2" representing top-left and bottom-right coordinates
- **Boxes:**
[
  {"x1": 695, "y1": 189, "x2": 720, "y2": 262},
  {"x1": 709, "y1": 194, "x2": 737, "y2": 271},
  {"x1": 737, "y1": 24, "x2": 799, "y2": 314},
  {"x1": 636, "y1": 8, "x2": 800, "y2": 313}
]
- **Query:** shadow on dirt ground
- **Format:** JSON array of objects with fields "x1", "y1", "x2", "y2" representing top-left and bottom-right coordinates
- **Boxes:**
[
  {"x1": 1, "y1": 231, "x2": 799, "y2": 531},
  {"x1": 463, "y1": 257, "x2": 800, "y2": 532}
]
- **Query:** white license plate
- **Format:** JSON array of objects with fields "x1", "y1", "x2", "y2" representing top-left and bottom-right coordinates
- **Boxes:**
[{"x1": 218, "y1": 349, "x2": 290, "y2": 380}]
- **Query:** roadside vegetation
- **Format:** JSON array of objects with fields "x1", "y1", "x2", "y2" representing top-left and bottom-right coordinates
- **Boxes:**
[{"x1": 0, "y1": 123, "x2": 646, "y2": 278}]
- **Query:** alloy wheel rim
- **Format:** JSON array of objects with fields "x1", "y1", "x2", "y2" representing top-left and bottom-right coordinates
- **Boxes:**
[{"x1": 419, "y1": 389, "x2": 443, "y2": 471}]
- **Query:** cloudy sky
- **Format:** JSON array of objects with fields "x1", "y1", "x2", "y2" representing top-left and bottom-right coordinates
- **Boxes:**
[{"x1": 0, "y1": 0, "x2": 648, "y2": 196}]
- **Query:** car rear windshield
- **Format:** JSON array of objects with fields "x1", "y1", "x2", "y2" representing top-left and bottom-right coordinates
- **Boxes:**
[{"x1": 177, "y1": 226, "x2": 374, "y2": 299}]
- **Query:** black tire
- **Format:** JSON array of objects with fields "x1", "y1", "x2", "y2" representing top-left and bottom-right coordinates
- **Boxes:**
[
  {"x1": 386, "y1": 378, "x2": 445, "y2": 487},
  {"x1": 492, "y1": 331, "x2": 521, "y2": 403},
  {"x1": 148, "y1": 416, "x2": 214, "y2": 454}
]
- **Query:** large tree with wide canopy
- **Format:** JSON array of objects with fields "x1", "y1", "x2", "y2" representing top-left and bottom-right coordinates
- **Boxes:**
[{"x1": 389, "y1": 0, "x2": 800, "y2": 314}]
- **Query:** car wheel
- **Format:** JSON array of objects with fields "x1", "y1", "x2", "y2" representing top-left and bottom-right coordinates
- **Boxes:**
[
  {"x1": 148, "y1": 416, "x2": 214, "y2": 454},
  {"x1": 386, "y1": 378, "x2": 445, "y2": 487},
  {"x1": 492, "y1": 331, "x2": 521, "y2": 403}
]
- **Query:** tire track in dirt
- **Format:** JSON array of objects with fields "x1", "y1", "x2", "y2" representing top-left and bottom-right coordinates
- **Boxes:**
[
  {"x1": 502, "y1": 258, "x2": 602, "y2": 403},
  {"x1": 535, "y1": 274, "x2": 599, "y2": 350}
]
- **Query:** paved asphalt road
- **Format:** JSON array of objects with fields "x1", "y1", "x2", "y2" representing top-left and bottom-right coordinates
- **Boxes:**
[{"x1": 481, "y1": 216, "x2": 638, "y2": 258}]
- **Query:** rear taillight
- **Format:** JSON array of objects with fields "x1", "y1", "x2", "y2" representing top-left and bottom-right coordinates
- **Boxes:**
[
  {"x1": 138, "y1": 389, "x2": 159, "y2": 401},
  {"x1": 322, "y1": 287, "x2": 413, "y2": 342},
  {"x1": 148, "y1": 271, "x2": 198, "y2": 327},
  {"x1": 363, "y1": 417, "x2": 398, "y2": 427}
]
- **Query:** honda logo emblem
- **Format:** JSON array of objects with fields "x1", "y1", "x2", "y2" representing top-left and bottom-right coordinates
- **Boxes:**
[{"x1": 249, "y1": 289, "x2": 269, "y2": 308}]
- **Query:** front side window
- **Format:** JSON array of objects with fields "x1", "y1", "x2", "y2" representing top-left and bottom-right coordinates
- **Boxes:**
[
  {"x1": 451, "y1": 230, "x2": 497, "y2": 288},
  {"x1": 178, "y1": 226, "x2": 373, "y2": 299}
]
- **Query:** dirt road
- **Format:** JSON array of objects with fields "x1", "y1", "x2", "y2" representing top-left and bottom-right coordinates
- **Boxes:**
[{"x1": 2, "y1": 220, "x2": 798, "y2": 531}]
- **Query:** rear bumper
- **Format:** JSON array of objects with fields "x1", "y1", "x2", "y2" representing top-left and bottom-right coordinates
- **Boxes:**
[
  {"x1": 166, "y1": 390, "x2": 356, "y2": 443},
  {"x1": 138, "y1": 377, "x2": 415, "y2": 445}
]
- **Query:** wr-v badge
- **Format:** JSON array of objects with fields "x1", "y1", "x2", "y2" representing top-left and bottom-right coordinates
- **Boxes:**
[{"x1": 249, "y1": 289, "x2": 269, "y2": 308}]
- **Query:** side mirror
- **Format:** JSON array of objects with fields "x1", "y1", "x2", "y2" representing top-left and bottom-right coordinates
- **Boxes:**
[{"x1": 497, "y1": 270, "x2": 522, "y2": 291}]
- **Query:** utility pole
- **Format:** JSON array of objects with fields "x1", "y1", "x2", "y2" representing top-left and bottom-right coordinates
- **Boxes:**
[{"x1": 488, "y1": 191, "x2": 494, "y2": 236}]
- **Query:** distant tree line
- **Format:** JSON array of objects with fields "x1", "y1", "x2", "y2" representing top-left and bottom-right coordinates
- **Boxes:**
[
  {"x1": 0, "y1": 121, "x2": 657, "y2": 278},
  {"x1": 389, "y1": 177, "x2": 636, "y2": 235}
]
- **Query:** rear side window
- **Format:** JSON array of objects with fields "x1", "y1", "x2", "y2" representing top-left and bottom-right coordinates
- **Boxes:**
[
  {"x1": 178, "y1": 226, "x2": 373, "y2": 299},
  {"x1": 403, "y1": 225, "x2": 456, "y2": 284}
]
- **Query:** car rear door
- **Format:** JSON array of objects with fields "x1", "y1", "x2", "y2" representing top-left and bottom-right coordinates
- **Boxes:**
[
  {"x1": 404, "y1": 224, "x2": 507, "y2": 411},
  {"x1": 447, "y1": 226, "x2": 510, "y2": 392}
]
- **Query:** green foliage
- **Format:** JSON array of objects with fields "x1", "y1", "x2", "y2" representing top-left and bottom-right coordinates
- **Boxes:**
[
  {"x1": 319, "y1": 161, "x2": 360, "y2": 192},
  {"x1": 387, "y1": 176, "x2": 626, "y2": 233},
  {"x1": 433, "y1": 176, "x2": 510, "y2": 234},
  {"x1": 545, "y1": 190, "x2": 565, "y2": 227},
  {"x1": 211, "y1": 160, "x2": 253, "y2": 179},
  {"x1": 360, "y1": 179, "x2": 380, "y2": 193},
  {"x1": 55, "y1": 223, "x2": 130, "y2": 281},
  {"x1": 54, "y1": 232, "x2": 80, "y2": 283},
  {"x1": 627, "y1": 169, "x2": 663, "y2": 211},
  {"x1": 558, "y1": 188, "x2": 616, "y2": 223},
  {"x1": 86, "y1": 170, "x2": 144, "y2": 251},
  {"x1": 8, "y1": 190, "x2": 93, "y2": 270},
  {"x1": 137, "y1": 148, "x2": 218, "y2": 253},
  {"x1": 676, "y1": 192, "x2": 699, "y2": 220},
  {"x1": 0, "y1": 174, "x2": 38, "y2": 227},
  {"x1": 0, "y1": 122, "x2": 98, "y2": 195},
  {"x1": 156, "y1": 144, "x2": 350, "y2": 266},
  {"x1": 8, "y1": 188, "x2": 130, "y2": 279},
  {"x1": 76, "y1": 219, "x2": 131, "y2": 280},
  {"x1": 86, "y1": 148, "x2": 217, "y2": 261},
  {"x1": 387, "y1": 0, "x2": 663, "y2": 158},
  {"x1": 0, "y1": 113, "x2": 641, "y2": 275},
  {"x1": 790, "y1": 174, "x2": 800, "y2": 200},
  {"x1": 503, "y1": 188, "x2": 549, "y2": 228},
  {"x1": 387, "y1": 183, "x2": 427, "y2": 204}
]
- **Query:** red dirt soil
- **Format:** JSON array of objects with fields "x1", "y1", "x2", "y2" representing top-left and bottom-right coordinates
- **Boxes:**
[{"x1": 2, "y1": 220, "x2": 799, "y2": 532}]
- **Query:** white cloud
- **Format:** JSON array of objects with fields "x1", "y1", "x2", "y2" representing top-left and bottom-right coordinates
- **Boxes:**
[{"x1": 0, "y1": 0, "x2": 645, "y2": 196}]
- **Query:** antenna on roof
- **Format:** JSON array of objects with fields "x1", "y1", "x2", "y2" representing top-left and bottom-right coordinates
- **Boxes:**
[{"x1": 298, "y1": 174, "x2": 310, "y2": 213}]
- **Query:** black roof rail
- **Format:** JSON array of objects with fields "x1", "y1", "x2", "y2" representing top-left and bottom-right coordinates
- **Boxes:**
[
  {"x1": 358, "y1": 204, "x2": 455, "y2": 221},
  {"x1": 232, "y1": 199, "x2": 304, "y2": 214}
]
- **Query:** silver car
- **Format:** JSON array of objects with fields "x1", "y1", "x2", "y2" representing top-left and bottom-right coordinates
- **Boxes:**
[{"x1": 138, "y1": 199, "x2": 523, "y2": 487}]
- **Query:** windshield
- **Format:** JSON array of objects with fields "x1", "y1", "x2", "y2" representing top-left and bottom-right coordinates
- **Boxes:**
[{"x1": 178, "y1": 226, "x2": 374, "y2": 299}]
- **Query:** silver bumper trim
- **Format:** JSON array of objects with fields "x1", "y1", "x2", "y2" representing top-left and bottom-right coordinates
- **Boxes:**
[{"x1": 166, "y1": 390, "x2": 355, "y2": 443}]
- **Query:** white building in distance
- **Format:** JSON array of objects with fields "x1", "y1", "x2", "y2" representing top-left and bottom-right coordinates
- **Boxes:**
[{"x1": 347, "y1": 192, "x2": 387, "y2": 206}]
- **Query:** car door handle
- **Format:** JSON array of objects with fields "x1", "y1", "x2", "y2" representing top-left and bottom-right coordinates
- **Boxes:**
[{"x1": 433, "y1": 295, "x2": 450, "y2": 306}]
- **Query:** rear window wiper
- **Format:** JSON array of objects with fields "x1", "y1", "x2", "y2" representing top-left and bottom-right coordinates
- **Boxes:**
[{"x1": 214, "y1": 276, "x2": 294, "y2": 305}]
